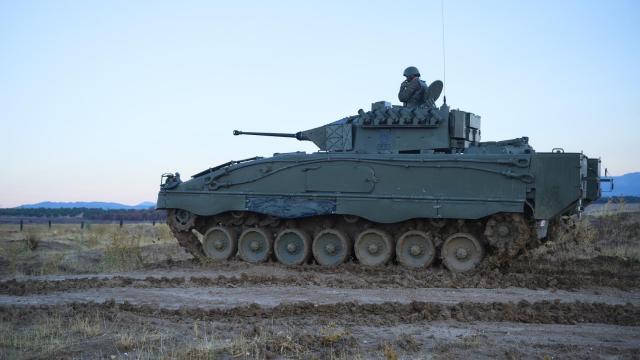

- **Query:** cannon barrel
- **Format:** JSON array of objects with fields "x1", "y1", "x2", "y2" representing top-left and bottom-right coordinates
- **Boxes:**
[{"x1": 233, "y1": 130, "x2": 305, "y2": 140}]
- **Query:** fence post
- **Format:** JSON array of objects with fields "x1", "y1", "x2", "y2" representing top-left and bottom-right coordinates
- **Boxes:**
[
  {"x1": 20, "y1": 219, "x2": 23, "y2": 232},
  {"x1": 152, "y1": 220, "x2": 156, "y2": 226},
  {"x1": 81, "y1": 221, "x2": 84, "y2": 230},
  {"x1": 48, "y1": 220, "x2": 52, "y2": 229},
  {"x1": 120, "y1": 219, "x2": 123, "y2": 228}
]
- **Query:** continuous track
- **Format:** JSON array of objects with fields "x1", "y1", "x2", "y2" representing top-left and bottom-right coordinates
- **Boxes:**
[{"x1": 168, "y1": 209, "x2": 537, "y2": 272}]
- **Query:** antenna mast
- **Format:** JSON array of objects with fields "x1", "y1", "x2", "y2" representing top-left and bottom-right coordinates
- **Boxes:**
[{"x1": 441, "y1": 0, "x2": 447, "y2": 104}]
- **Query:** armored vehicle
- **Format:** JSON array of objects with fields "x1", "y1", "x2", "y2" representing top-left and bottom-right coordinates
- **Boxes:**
[{"x1": 157, "y1": 81, "x2": 604, "y2": 272}]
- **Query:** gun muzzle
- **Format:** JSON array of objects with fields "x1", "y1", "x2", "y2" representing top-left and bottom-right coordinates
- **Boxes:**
[{"x1": 232, "y1": 130, "x2": 299, "y2": 138}]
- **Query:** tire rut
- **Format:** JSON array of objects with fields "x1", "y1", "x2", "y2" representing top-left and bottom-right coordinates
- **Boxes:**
[
  {"x1": 2, "y1": 300, "x2": 638, "y2": 327},
  {"x1": 2, "y1": 266, "x2": 638, "y2": 296}
]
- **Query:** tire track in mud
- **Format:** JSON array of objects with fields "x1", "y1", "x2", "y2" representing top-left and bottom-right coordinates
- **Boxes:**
[
  {"x1": 1, "y1": 300, "x2": 639, "y2": 327},
  {"x1": 2, "y1": 286, "x2": 637, "y2": 309},
  {"x1": 2, "y1": 265, "x2": 639, "y2": 295}
]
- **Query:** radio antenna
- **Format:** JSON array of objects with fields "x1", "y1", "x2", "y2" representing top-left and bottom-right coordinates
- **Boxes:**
[{"x1": 441, "y1": 0, "x2": 447, "y2": 104}]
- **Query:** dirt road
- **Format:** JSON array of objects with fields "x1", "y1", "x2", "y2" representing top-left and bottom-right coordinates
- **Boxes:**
[
  {"x1": 2, "y1": 216, "x2": 640, "y2": 359},
  {"x1": 2, "y1": 283, "x2": 638, "y2": 309},
  {"x1": 1, "y1": 260, "x2": 639, "y2": 359}
]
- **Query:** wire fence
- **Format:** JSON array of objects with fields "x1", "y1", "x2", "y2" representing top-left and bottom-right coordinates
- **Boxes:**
[{"x1": 0, "y1": 216, "x2": 166, "y2": 231}]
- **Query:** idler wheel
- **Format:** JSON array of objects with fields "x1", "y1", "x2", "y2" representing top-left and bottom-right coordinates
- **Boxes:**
[
  {"x1": 441, "y1": 232, "x2": 484, "y2": 272},
  {"x1": 171, "y1": 209, "x2": 196, "y2": 232},
  {"x1": 312, "y1": 229, "x2": 351, "y2": 267},
  {"x1": 354, "y1": 229, "x2": 394, "y2": 266},
  {"x1": 238, "y1": 228, "x2": 273, "y2": 263},
  {"x1": 202, "y1": 226, "x2": 237, "y2": 261},
  {"x1": 395, "y1": 230, "x2": 436, "y2": 268},
  {"x1": 274, "y1": 228, "x2": 311, "y2": 266}
]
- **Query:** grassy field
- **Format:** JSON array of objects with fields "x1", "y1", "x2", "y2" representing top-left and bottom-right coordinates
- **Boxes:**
[
  {"x1": 533, "y1": 211, "x2": 640, "y2": 263},
  {"x1": 0, "y1": 223, "x2": 189, "y2": 276},
  {"x1": 0, "y1": 213, "x2": 639, "y2": 359}
]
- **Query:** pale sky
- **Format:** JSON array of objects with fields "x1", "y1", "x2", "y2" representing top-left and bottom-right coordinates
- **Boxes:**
[{"x1": 1, "y1": 0, "x2": 639, "y2": 208}]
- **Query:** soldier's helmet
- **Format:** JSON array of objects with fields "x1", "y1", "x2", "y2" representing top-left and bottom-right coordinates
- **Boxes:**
[{"x1": 403, "y1": 66, "x2": 420, "y2": 77}]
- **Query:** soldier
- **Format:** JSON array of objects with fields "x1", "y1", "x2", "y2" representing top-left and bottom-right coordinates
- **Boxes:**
[{"x1": 398, "y1": 66, "x2": 428, "y2": 107}]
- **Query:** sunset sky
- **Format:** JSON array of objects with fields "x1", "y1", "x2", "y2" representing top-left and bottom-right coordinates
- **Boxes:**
[{"x1": 1, "y1": 0, "x2": 638, "y2": 207}]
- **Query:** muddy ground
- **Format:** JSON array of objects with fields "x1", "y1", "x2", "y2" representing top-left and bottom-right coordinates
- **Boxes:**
[{"x1": 1, "y1": 213, "x2": 639, "y2": 359}]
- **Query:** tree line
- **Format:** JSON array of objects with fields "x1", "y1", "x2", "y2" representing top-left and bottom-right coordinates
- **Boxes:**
[{"x1": 0, "y1": 208, "x2": 167, "y2": 221}]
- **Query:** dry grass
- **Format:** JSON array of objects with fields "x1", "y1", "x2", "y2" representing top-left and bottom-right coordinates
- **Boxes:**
[
  {"x1": 0, "y1": 223, "x2": 182, "y2": 275},
  {"x1": 98, "y1": 224, "x2": 177, "y2": 272},
  {"x1": 102, "y1": 228, "x2": 145, "y2": 272},
  {"x1": 431, "y1": 333, "x2": 490, "y2": 356},
  {"x1": 530, "y1": 210, "x2": 640, "y2": 263},
  {"x1": 591, "y1": 211, "x2": 640, "y2": 260},
  {"x1": 70, "y1": 312, "x2": 105, "y2": 337},
  {"x1": 225, "y1": 326, "x2": 307, "y2": 359},
  {"x1": 39, "y1": 253, "x2": 66, "y2": 275},
  {"x1": 160, "y1": 322, "x2": 306, "y2": 360},
  {"x1": 0, "y1": 309, "x2": 172, "y2": 360},
  {"x1": 154, "y1": 321, "x2": 360, "y2": 360},
  {"x1": 0, "y1": 240, "x2": 28, "y2": 274},
  {"x1": 0, "y1": 312, "x2": 105, "y2": 358},
  {"x1": 115, "y1": 332, "x2": 137, "y2": 352},
  {"x1": 459, "y1": 334, "x2": 482, "y2": 348},
  {"x1": 24, "y1": 230, "x2": 39, "y2": 250},
  {"x1": 319, "y1": 323, "x2": 351, "y2": 346},
  {"x1": 382, "y1": 342, "x2": 399, "y2": 360}
]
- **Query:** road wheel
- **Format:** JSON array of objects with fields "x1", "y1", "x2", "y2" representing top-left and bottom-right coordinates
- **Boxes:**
[
  {"x1": 441, "y1": 232, "x2": 484, "y2": 272},
  {"x1": 396, "y1": 230, "x2": 436, "y2": 268},
  {"x1": 202, "y1": 226, "x2": 237, "y2": 261},
  {"x1": 274, "y1": 228, "x2": 311, "y2": 266},
  {"x1": 312, "y1": 229, "x2": 351, "y2": 267},
  {"x1": 238, "y1": 228, "x2": 273, "y2": 263},
  {"x1": 354, "y1": 229, "x2": 394, "y2": 266}
]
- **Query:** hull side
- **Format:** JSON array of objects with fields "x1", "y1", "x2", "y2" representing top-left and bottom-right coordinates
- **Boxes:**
[{"x1": 158, "y1": 153, "x2": 536, "y2": 222}]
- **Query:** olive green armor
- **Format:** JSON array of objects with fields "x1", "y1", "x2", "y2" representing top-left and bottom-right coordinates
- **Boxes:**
[{"x1": 157, "y1": 76, "x2": 608, "y2": 273}]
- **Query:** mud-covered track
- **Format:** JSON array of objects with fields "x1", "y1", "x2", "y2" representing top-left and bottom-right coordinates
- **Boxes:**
[{"x1": 169, "y1": 209, "x2": 538, "y2": 272}]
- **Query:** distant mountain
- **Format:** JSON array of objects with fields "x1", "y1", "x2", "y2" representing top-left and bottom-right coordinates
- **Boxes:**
[
  {"x1": 17, "y1": 201, "x2": 156, "y2": 210},
  {"x1": 604, "y1": 172, "x2": 640, "y2": 197},
  {"x1": 134, "y1": 201, "x2": 157, "y2": 208}
]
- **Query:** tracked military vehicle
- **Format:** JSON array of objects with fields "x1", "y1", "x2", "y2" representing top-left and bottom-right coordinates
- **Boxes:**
[{"x1": 157, "y1": 81, "x2": 604, "y2": 272}]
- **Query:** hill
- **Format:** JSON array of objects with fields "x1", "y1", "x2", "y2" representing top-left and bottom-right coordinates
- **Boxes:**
[
  {"x1": 17, "y1": 201, "x2": 155, "y2": 210},
  {"x1": 605, "y1": 172, "x2": 640, "y2": 197}
]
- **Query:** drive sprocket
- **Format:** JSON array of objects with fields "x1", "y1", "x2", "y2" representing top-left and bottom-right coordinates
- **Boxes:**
[{"x1": 484, "y1": 213, "x2": 531, "y2": 259}]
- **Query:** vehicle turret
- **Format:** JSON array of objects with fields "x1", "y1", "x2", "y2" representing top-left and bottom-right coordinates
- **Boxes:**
[{"x1": 234, "y1": 100, "x2": 483, "y2": 154}]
